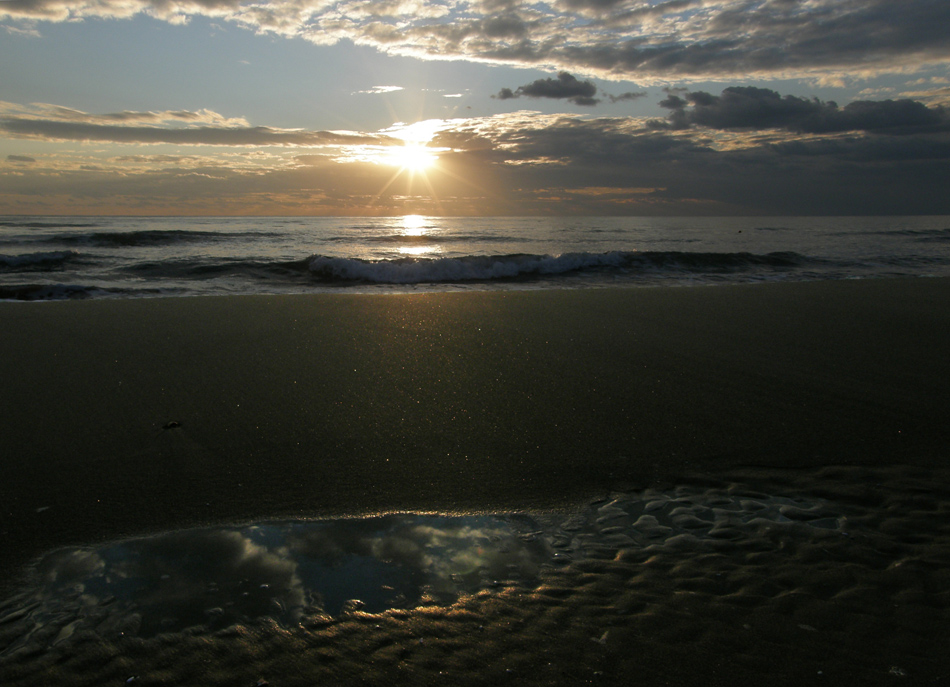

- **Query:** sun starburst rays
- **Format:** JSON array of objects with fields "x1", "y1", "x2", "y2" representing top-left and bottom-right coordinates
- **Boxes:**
[
  {"x1": 351, "y1": 119, "x2": 450, "y2": 212},
  {"x1": 382, "y1": 141, "x2": 439, "y2": 172}
]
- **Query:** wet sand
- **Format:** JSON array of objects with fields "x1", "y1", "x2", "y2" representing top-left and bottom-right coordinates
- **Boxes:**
[{"x1": 2, "y1": 278, "x2": 950, "y2": 685}]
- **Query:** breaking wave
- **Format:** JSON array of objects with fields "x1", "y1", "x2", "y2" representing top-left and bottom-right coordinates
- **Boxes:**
[{"x1": 305, "y1": 251, "x2": 810, "y2": 284}]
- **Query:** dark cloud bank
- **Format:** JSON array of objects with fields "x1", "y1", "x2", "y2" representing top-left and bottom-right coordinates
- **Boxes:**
[
  {"x1": 448, "y1": 86, "x2": 950, "y2": 215},
  {"x1": 4, "y1": 0, "x2": 950, "y2": 82},
  {"x1": 496, "y1": 72, "x2": 602, "y2": 106},
  {"x1": 655, "y1": 86, "x2": 950, "y2": 135},
  {"x1": 486, "y1": 0, "x2": 950, "y2": 80},
  {"x1": 495, "y1": 72, "x2": 645, "y2": 106}
]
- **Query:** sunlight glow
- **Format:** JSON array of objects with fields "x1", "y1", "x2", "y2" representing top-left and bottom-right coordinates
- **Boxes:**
[
  {"x1": 337, "y1": 118, "x2": 481, "y2": 214},
  {"x1": 386, "y1": 119, "x2": 450, "y2": 144},
  {"x1": 334, "y1": 119, "x2": 451, "y2": 169},
  {"x1": 397, "y1": 215, "x2": 439, "y2": 256},
  {"x1": 377, "y1": 120, "x2": 449, "y2": 172},
  {"x1": 401, "y1": 214, "x2": 427, "y2": 234},
  {"x1": 382, "y1": 143, "x2": 438, "y2": 171},
  {"x1": 398, "y1": 244, "x2": 437, "y2": 256}
]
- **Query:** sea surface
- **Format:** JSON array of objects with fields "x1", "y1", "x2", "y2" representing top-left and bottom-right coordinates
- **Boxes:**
[{"x1": 2, "y1": 215, "x2": 949, "y2": 300}]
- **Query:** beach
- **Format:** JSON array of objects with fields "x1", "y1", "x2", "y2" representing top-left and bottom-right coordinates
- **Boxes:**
[{"x1": 2, "y1": 278, "x2": 950, "y2": 685}]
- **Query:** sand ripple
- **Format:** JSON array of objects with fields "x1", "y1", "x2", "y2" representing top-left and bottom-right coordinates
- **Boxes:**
[{"x1": 2, "y1": 465, "x2": 949, "y2": 686}]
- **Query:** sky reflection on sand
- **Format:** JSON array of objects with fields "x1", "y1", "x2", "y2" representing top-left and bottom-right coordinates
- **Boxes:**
[
  {"x1": 5, "y1": 515, "x2": 548, "y2": 645},
  {"x1": 3, "y1": 474, "x2": 949, "y2": 685},
  {"x1": 1, "y1": 484, "x2": 860, "y2": 664}
]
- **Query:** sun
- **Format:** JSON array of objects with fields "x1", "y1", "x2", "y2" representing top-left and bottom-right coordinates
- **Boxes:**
[
  {"x1": 401, "y1": 214, "x2": 427, "y2": 235},
  {"x1": 359, "y1": 119, "x2": 462, "y2": 212},
  {"x1": 378, "y1": 119, "x2": 446, "y2": 172},
  {"x1": 383, "y1": 142, "x2": 438, "y2": 172}
]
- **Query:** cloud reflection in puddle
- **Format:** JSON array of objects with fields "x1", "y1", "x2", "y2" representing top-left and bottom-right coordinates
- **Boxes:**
[
  {"x1": 4, "y1": 514, "x2": 548, "y2": 647},
  {"x1": 1, "y1": 485, "x2": 852, "y2": 661}
]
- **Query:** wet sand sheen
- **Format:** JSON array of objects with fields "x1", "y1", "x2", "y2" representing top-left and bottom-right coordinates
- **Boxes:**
[
  {"x1": 3, "y1": 467, "x2": 950, "y2": 686},
  {"x1": 2, "y1": 279, "x2": 950, "y2": 684}
]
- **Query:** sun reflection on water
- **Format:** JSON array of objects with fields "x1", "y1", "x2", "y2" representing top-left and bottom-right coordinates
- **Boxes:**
[
  {"x1": 401, "y1": 214, "x2": 427, "y2": 236},
  {"x1": 397, "y1": 215, "x2": 441, "y2": 256}
]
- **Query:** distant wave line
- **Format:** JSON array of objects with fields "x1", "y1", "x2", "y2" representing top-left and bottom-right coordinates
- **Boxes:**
[
  {"x1": 44, "y1": 229, "x2": 271, "y2": 248},
  {"x1": 0, "y1": 250, "x2": 82, "y2": 271}
]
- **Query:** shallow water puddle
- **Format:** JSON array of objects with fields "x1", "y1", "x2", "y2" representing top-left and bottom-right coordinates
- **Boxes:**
[
  {"x1": 4, "y1": 474, "x2": 948, "y2": 686},
  {"x1": 0, "y1": 486, "x2": 852, "y2": 660},
  {"x1": 0, "y1": 514, "x2": 550, "y2": 650}
]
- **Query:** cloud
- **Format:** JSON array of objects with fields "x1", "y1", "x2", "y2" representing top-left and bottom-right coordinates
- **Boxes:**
[
  {"x1": 655, "y1": 86, "x2": 950, "y2": 135},
  {"x1": 0, "y1": 103, "x2": 392, "y2": 147},
  {"x1": 607, "y1": 91, "x2": 647, "y2": 103},
  {"x1": 3, "y1": 23, "x2": 41, "y2": 37},
  {"x1": 4, "y1": 0, "x2": 950, "y2": 82},
  {"x1": 429, "y1": 95, "x2": 950, "y2": 214},
  {"x1": 3, "y1": 93, "x2": 950, "y2": 216},
  {"x1": 0, "y1": 117, "x2": 388, "y2": 146},
  {"x1": 899, "y1": 86, "x2": 950, "y2": 108},
  {"x1": 113, "y1": 154, "x2": 198, "y2": 163},
  {"x1": 354, "y1": 86, "x2": 405, "y2": 95},
  {"x1": 0, "y1": 101, "x2": 249, "y2": 127},
  {"x1": 495, "y1": 72, "x2": 600, "y2": 106},
  {"x1": 555, "y1": 0, "x2": 628, "y2": 12},
  {"x1": 6, "y1": 154, "x2": 36, "y2": 163}
]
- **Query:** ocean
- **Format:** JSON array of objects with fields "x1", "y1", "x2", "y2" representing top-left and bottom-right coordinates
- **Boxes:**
[{"x1": 2, "y1": 215, "x2": 949, "y2": 300}]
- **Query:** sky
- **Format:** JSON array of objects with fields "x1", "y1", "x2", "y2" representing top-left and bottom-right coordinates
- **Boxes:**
[{"x1": 1, "y1": 0, "x2": 949, "y2": 216}]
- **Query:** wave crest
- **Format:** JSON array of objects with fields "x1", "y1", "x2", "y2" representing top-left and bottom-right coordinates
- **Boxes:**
[{"x1": 306, "y1": 251, "x2": 808, "y2": 284}]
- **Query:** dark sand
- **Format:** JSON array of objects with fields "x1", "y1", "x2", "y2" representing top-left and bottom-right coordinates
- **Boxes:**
[{"x1": 2, "y1": 278, "x2": 950, "y2": 685}]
